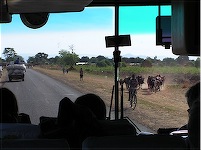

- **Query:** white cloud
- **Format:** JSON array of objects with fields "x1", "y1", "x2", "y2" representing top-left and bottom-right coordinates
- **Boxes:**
[
  {"x1": 121, "y1": 34, "x2": 177, "y2": 59},
  {"x1": 1, "y1": 30, "x2": 196, "y2": 61},
  {"x1": 1, "y1": 29, "x2": 113, "y2": 59}
]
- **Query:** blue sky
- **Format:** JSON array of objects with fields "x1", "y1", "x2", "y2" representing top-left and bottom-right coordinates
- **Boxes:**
[
  {"x1": 1, "y1": 7, "x2": 113, "y2": 34},
  {"x1": 1, "y1": 6, "x2": 197, "y2": 61},
  {"x1": 119, "y1": 6, "x2": 171, "y2": 34}
]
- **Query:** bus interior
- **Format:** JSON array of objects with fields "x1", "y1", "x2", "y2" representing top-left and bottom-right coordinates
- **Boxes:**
[{"x1": 0, "y1": 0, "x2": 200, "y2": 149}]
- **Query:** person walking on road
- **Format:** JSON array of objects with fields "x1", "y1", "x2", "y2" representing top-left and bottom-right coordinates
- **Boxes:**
[{"x1": 80, "y1": 68, "x2": 83, "y2": 81}]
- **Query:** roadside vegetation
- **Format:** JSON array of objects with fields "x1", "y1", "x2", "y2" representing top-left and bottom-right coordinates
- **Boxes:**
[
  {"x1": 1, "y1": 47, "x2": 200, "y2": 72},
  {"x1": 72, "y1": 65, "x2": 200, "y2": 75}
]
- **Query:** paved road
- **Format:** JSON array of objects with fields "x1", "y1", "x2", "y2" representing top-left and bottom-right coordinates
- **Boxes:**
[{"x1": 2, "y1": 69, "x2": 83, "y2": 125}]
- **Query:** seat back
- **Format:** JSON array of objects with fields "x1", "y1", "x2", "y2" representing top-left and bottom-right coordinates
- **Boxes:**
[
  {"x1": 97, "y1": 119, "x2": 137, "y2": 136},
  {"x1": 1, "y1": 139, "x2": 70, "y2": 150},
  {"x1": 82, "y1": 134, "x2": 187, "y2": 150}
]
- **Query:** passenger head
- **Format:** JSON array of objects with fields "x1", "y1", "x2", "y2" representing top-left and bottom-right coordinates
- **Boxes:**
[
  {"x1": 185, "y1": 82, "x2": 200, "y2": 149},
  {"x1": 57, "y1": 97, "x2": 76, "y2": 127},
  {"x1": 75, "y1": 93, "x2": 106, "y2": 120},
  {"x1": 185, "y1": 82, "x2": 200, "y2": 108},
  {"x1": 0, "y1": 87, "x2": 19, "y2": 123}
]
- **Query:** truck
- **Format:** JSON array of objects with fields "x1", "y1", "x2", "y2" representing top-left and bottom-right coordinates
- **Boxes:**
[{"x1": 7, "y1": 64, "x2": 26, "y2": 81}]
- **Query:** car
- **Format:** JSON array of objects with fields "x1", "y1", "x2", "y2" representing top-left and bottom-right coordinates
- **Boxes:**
[{"x1": 7, "y1": 64, "x2": 26, "y2": 81}]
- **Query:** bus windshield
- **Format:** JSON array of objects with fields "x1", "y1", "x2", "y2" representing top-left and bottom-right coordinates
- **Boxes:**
[{"x1": 1, "y1": 5, "x2": 200, "y2": 134}]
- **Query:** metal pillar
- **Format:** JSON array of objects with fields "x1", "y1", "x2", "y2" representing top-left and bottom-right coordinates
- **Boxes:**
[{"x1": 114, "y1": 3, "x2": 120, "y2": 120}]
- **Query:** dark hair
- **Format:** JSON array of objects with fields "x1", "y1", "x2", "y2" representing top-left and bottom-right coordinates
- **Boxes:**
[
  {"x1": 57, "y1": 97, "x2": 76, "y2": 127},
  {"x1": 75, "y1": 93, "x2": 106, "y2": 120},
  {"x1": 186, "y1": 82, "x2": 200, "y2": 149},
  {"x1": 185, "y1": 82, "x2": 200, "y2": 107},
  {"x1": 0, "y1": 87, "x2": 19, "y2": 123}
]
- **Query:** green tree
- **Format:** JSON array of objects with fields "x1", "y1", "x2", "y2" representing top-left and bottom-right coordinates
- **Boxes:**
[
  {"x1": 163, "y1": 57, "x2": 175, "y2": 66},
  {"x1": 80, "y1": 56, "x2": 90, "y2": 62},
  {"x1": 35, "y1": 52, "x2": 48, "y2": 64},
  {"x1": 59, "y1": 49, "x2": 79, "y2": 66},
  {"x1": 153, "y1": 56, "x2": 161, "y2": 65},
  {"x1": 3, "y1": 48, "x2": 24, "y2": 63},
  {"x1": 129, "y1": 57, "x2": 136, "y2": 63},
  {"x1": 3, "y1": 47, "x2": 17, "y2": 62},
  {"x1": 48, "y1": 56, "x2": 60, "y2": 65},
  {"x1": 96, "y1": 60, "x2": 107, "y2": 67},
  {"x1": 141, "y1": 59, "x2": 152, "y2": 67},
  {"x1": 15, "y1": 55, "x2": 24, "y2": 63},
  {"x1": 135, "y1": 57, "x2": 144, "y2": 63},
  {"x1": 120, "y1": 62, "x2": 127, "y2": 67},
  {"x1": 121, "y1": 57, "x2": 130, "y2": 63},
  {"x1": 89, "y1": 57, "x2": 98, "y2": 63},
  {"x1": 27, "y1": 56, "x2": 36, "y2": 64},
  {"x1": 96, "y1": 55, "x2": 106, "y2": 61},
  {"x1": 195, "y1": 58, "x2": 200, "y2": 68},
  {"x1": 146, "y1": 57, "x2": 154, "y2": 63},
  {"x1": 104, "y1": 59, "x2": 112, "y2": 66},
  {"x1": 122, "y1": 57, "x2": 144, "y2": 64},
  {"x1": 176, "y1": 55, "x2": 189, "y2": 65},
  {"x1": 186, "y1": 61, "x2": 195, "y2": 67}
]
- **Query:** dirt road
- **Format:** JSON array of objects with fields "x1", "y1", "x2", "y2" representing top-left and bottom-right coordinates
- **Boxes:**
[{"x1": 33, "y1": 67, "x2": 191, "y2": 132}]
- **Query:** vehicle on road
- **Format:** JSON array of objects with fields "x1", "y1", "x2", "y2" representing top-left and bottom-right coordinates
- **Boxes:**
[{"x1": 7, "y1": 64, "x2": 26, "y2": 81}]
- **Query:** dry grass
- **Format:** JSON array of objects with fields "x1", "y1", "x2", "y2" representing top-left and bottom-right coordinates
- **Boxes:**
[{"x1": 34, "y1": 67, "x2": 190, "y2": 132}]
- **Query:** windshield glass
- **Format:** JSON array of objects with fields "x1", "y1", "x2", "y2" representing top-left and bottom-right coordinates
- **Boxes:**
[{"x1": 1, "y1": 6, "x2": 200, "y2": 133}]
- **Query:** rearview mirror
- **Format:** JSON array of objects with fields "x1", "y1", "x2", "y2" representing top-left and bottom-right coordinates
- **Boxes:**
[
  {"x1": 105, "y1": 35, "x2": 131, "y2": 48},
  {"x1": 156, "y1": 16, "x2": 171, "y2": 49},
  {"x1": 20, "y1": 13, "x2": 49, "y2": 29}
]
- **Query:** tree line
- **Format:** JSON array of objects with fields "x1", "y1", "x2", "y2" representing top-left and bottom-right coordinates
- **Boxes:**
[{"x1": 1, "y1": 47, "x2": 200, "y2": 68}]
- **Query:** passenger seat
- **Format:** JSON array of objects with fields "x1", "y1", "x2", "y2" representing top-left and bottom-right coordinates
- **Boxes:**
[
  {"x1": 82, "y1": 134, "x2": 187, "y2": 150},
  {"x1": 1, "y1": 139, "x2": 70, "y2": 150}
]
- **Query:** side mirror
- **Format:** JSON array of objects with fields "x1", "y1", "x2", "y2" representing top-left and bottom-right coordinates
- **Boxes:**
[
  {"x1": 156, "y1": 16, "x2": 171, "y2": 49},
  {"x1": 20, "y1": 13, "x2": 49, "y2": 29}
]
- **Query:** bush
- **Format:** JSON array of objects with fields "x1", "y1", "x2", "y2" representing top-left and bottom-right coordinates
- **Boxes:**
[
  {"x1": 120, "y1": 62, "x2": 127, "y2": 67},
  {"x1": 141, "y1": 60, "x2": 152, "y2": 67},
  {"x1": 96, "y1": 61, "x2": 107, "y2": 67}
]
